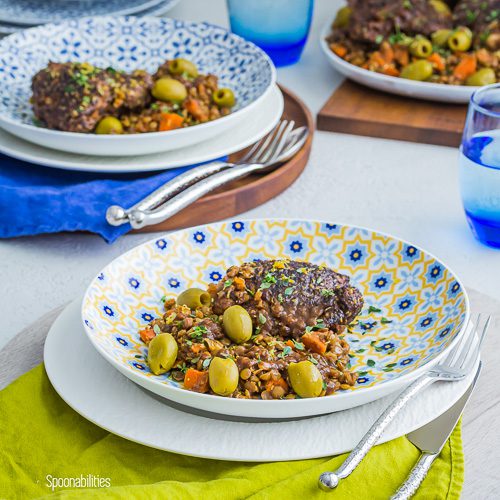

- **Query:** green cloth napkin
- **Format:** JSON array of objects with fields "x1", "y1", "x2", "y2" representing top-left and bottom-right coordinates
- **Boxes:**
[{"x1": 0, "y1": 365, "x2": 463, "y2": 500}]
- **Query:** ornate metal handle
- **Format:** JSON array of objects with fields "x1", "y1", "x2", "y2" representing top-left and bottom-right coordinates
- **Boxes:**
[
  {"x1": 318, "y1": 375, "x2": 435, "y2": 491},
  {"x1": 128, "y1": 163, "x2": 261, "y2": 229},
  {"x1": 390, "y1": 452, "x2": 437, "y2": 500},
  {"x1": 106, "y1": 160, "x2": 229, "y2": 226}
]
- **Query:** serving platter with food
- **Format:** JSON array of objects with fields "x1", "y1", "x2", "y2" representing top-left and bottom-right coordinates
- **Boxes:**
[
  {"x1": 321, "y1": 0, "x2": 499, "y2": 102},
  {"x1": 81, "y1": 219, "x2": 468, "y2": 418},
  {"x1": 0, "y1": 16, "x2": 276, "y2": 156}
]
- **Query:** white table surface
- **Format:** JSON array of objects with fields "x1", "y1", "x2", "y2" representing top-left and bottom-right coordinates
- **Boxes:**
[{"x1": 1, "y1": 0, "x2": 500, "y2": 347}]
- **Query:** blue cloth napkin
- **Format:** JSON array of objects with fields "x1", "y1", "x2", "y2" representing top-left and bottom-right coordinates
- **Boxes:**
[{"x1": 0, "y1": 155, "x2": 221, "y2": 243}]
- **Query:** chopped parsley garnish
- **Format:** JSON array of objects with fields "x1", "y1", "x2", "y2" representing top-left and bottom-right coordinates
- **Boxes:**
[
  {"x1": 381, "y1": 317, "x2": 393, "y2": 324},
  {"x1": 375, "y1": 34, "x2": 384, "y2": 44},
  {"x1": 223, "y1": 279, "x2": 233, "y2": 289},
  {"x1": 403, "y1": 0, "x2": 412, "y2": 9},
  {"x1": 293, "y1": 341, "x2": 305, "y2": 351},
  {"x1": 151, "y1": 103, "x2": 159, "y2": 110},
  {"x1": 259, "y1": 272, "x2": 277, "y2": 291},
  {"x1": 258, "y1": 313, "x2": 267, "y2": 324},
  {"x1": 178, "y1": 362, "x2": 188, "y2": 374},
  {"x1": 189, "y1": 325, "x2": 208, "y2": 339},
  {"x1": 466, "y1": 10, "x2": 477, "y2": 23},
  {"x1": 277, "y1": 293, "x2": 284, "y2": 303},
  {"x1": 368, "y1": 306, "x2": 382, "y2": 313},
  {"x1": 279, "y1": 346, "x2": 292, "y2": 359},
  {"x1": 284, "y1": 286, "x2": 294, "y2": 296},
  {"x1": 191, "y1": 356, "x2": 200, "y2": 364},
  {"x1": 322, "y1": 381, "x2": 327, "y2": 391},
  {"x1": 321, "y1": 289, "x2": 335, "y2": 298},
  {"x1": 202, "y1": 358, "x2": 212, "y2": 369},
  {"x1": 153, "y1": 324, "x2": 161, "y2": 335},
  {"x1": 305, "y1": 318, "x2": 326, "y2": 333},
  {"x1": 160, "y1": 295, "x2": 167, "y2": 303},
  {"x1": 308, "y1": 355, "x2": 318, "y2": 365}
]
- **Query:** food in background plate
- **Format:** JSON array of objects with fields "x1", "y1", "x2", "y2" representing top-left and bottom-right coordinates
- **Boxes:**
[
  {"x1": 31, "y1": 59, "x2": 236, "y2": 134},
  {"x1": 138, "y1": 259, "x2": 364, "y2": 399},
  {"x1": 326, "y1": 0, "x2": 499, "y2": 85}
]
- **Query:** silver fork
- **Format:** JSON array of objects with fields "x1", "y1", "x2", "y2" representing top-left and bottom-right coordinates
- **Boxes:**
[
  {"x1": 319, "y1": 314, "x2": 490, "y2": 491},
  {"x1": 106, "y1": 120, "x2": 307, "y2": 228},
  {"x1": 126, "y1": 121, "x2": 307, "y2": 229}
]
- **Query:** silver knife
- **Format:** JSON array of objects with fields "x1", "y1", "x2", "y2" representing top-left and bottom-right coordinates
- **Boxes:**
[{"x1": 391, "y1": 361, "x2": 482, "y2": 500}]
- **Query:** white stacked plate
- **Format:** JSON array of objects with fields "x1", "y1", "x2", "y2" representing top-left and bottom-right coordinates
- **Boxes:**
[
  {"x1": 0, "y1": 0, "x2": 181, "y2": 35},
  {"x1": 0, "y1": 16, "x2": 281, "y2": 172}
]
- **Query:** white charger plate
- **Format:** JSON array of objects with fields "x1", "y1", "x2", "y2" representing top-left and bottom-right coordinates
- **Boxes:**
[
  {"x1": 320, "y1": 21, "x2": 478, "y2": 104},
  {"x1": 44, "y1": 299, "x2": 476, "y2": 461},
  {"x1": 0, "y1": 17, "x2": 276, "y2": 156},
  {"x1": 0, "y1": 85, "x2": 283, "y2": 173}
]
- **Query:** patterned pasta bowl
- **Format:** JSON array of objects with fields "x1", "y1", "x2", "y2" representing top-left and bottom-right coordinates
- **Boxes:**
[
  {"x1": 0, "y1": 16, "x2": 275, "y2": 156},
  {"x1": 81, "y1": 219, "x2": 469, "y2": 418}
]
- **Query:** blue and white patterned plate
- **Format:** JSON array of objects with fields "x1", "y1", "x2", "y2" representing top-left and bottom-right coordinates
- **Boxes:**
[
  {"x1": 82, "y1": 219, "x2": 469, "y2": 419},
  {"x1": 0, "y1": 0, "x2": 178, "y2": 26},
  {"x1": 0, "y1": 16, "x2": 276, "y2": 156}
]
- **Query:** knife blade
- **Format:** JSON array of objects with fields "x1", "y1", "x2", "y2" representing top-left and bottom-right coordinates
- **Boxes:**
[
  {"x1": 407, "y1": 361, "x2": 481, "y2": 453},
  {"x1": 391, "y1": 361, "x2": 482, "y2": 500}
]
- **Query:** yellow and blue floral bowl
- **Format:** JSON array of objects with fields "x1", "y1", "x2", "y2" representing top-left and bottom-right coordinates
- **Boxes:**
[{"x1": 81, "y1": 219, "x2": 469, "y2": 418}]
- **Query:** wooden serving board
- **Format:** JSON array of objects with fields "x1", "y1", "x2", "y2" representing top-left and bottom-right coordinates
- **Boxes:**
[
  {"x1": 317, "y1": 80, "x2": 468, "y2": 147},
  {"x1": 133, "y1": 85, "x2": 314, "y2": 233}
]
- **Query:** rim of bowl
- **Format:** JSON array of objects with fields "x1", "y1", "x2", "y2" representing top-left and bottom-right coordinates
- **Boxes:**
[
  {"x1": 319, "y1": 20, "x2": 479, "y2": 94},
  {"x1": 470, "y1": 83, "x2": 500, "y2": 118},
  {"x1": 81, "y1": 218, "x2": 470, "y2": 407},
  {"x1": 0, "y1": 16, "x2": 277, "y2": 139}
]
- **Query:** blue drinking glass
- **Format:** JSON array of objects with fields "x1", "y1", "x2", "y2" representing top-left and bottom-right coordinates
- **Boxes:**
[
  {"x1": 226, "y1": 0, "x2": 314, "y2": 67},
  {"x1": 459, "y1": 83, "x2": 500, "y2": 248}
]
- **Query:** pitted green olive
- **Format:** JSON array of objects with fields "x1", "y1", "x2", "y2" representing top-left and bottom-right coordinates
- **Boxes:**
[
  {"x1": 400, "y1": 60, "x2": 433, "y2": 81},
  {"x1": 147, "y1": 333, "x2": 178, "y2": 375},
  {"x1": 448, "y1": 31, "x2": 472, "y2": 52},
  {"x1": 176, "y1": 288, "x2": 211, "y2": 309},
  {"x1": 168, "y1": 58, "x2": 198, "y2": 78},
  {"x1": 466, "y1": 68, "x2": 496, "y2": 86},
  {"x1": 208, "y1": 357, "x2": 239, "y2": 396},
  {"x1": 152, "y1": 77, "x2": 187, "y2": 103},
  {"x1": 333, "y1": 6, "x2": 352, "y2": 28},
  {"x1": 409, "y1": 38, "x2": 433, "y2": 58},
  {"x1": 213, "y1": 87, "x2": 236, "y2": 108},
  {"x1": 288, "y1": 361, "x2": 323, "y2": 398},
  {"x1": 222, "y1": 305, "x2": 253, "y2": 344},
  {"x1": 95, "y1": 116, "x2": 123, "y2": 134},
  {"x1": 429, "y1": 0, "x2": 451, "y2": 15},
  {"x1": 431, "y1": 29, "x2": 452, "y2": 47}
]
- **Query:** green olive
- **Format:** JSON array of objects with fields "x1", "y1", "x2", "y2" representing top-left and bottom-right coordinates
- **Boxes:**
[
  {"x1": 177, "y1": 288, "x2": 211, "y2": 309},
  {"x1": 213, "y1": 87, "x2": 236, "y2": 108},
  {"x1": 448, "y1": 31, "x2": 472, "y2": 52},
  {"x1": 208, "y1": 357, "x2": 239, "y2": 396},
  {"x1": 332, "y1": 6, "x2": 352, "y2": 29},
  {"x1": 466, "y1": 68, "x2": 496, "y2": 86},
  {"x1": 431, "y1": 29, "x2": 452, "y2": 47},
  {"x1": 152, "y1": 77, "x2": 187, "y2": 103},
  {"x1": 400, "y1": 60, "x2": 433, "y2": 81},
  {"x1": 409, "y1": 38, "x2": 433, "y2": 58},
  {"x1": 287, "y1": 361, "x2": 323, "y2": 398},
  {"x1": 222, "y1": 305, "x2": 253, "y2": 344},
  {"x1": 168, "y1": 58, "x2": 198, "y2": 78},
  {"x1": 147, "y1": 333, "x2": 178, "y2": 375},
  {"x1": 95, "y1": 116, "x2": 123, "y2": 134},
  {"x1": 429, "y1": 0, "x2": 451, "y2": 15}
]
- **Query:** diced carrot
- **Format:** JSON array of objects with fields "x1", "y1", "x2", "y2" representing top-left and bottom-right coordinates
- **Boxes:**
[
  {"x1": 380, "y1": 41, "x2": 394, "y2": 63},
  {"x1": 394, "y1": 45, "x2": 409, "y2": 66},
  {"x1": 185, "y1": 98, "x2": 205, "y2": 120},
  {"x1": 453, "y1": 54, "x2": 477, "y2": 81},
  {"x1": 369, "y1": 51, "x2": 386, "y2": 68},
  {"x1": 184, "y1": 368, "x2": 209, "y2": 393},
  {"x1": 382, "y1": 65, "x2": 400, "y2": 77},
  {"x1": 427, "y1": 53, "x2": 445, "y2": 72},
  {"x1": 330, "y1": 43, "x2": 347, "y2": 58},
  {"x1": 159, "y1": 113, "x2": 184, "y2": 131},
  {"x1": 191, "y1": 344, "x2": 204, "y2": 354},
  {"x1": 139, "y1": 328, "x2": 155, "y2": 344},
  {"x1": 286, "y1": 340, "x2": 295, "y2": 349},
  {"x1": 266, "y1": 377, "x2": 289, "y2": 392},
  {"x1": 302, "y1": 333, "x2": 327, "y2": 355}
]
